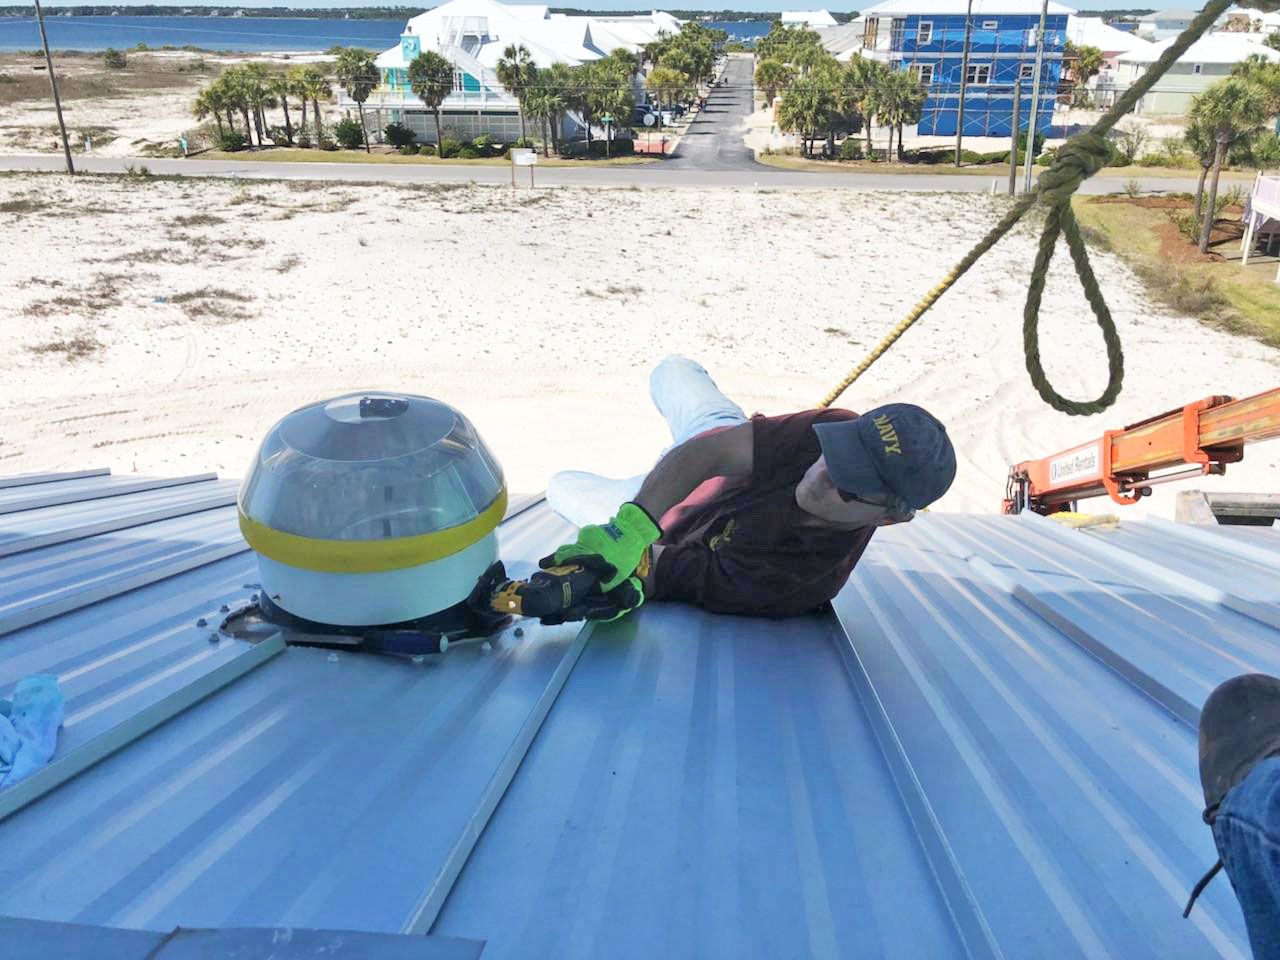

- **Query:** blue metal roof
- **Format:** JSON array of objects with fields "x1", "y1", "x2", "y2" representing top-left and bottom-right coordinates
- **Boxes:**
[{"x1": 0, "y1": 469, "x2": 1275, "y2": 957}]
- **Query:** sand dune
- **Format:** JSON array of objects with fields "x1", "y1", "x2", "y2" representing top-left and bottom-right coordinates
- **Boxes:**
[{"x1": 1, "y1": 172, "x2": 1276, "y2": 517}]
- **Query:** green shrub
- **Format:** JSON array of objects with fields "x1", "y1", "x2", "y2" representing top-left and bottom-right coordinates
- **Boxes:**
[
  {"x1": 472, "y1": 132, "x2": 495, "y2": 152},
  {"x1": 333, "y1": 117, "x2": 364, "y2": 149},
  {"x1": 132, "y1": 41, "x2": 151, "y2": 52},
  {"x1": 457, "y1": 144, "x2": 482, "y2": 159},
  {"x1": 266, "y1": 125, "x2": 290, "y2": 145},
  {"x1": 103, "y1": 48, "x2": 127, "y2": 70},
  {"x1": 318, "y1": 137, "x2": 338, "y2": 151},
  {"x1": 399, "y1": 144, "x2": 420, "y2": 155},
  {"x1": 384, "y1": 122, "x2": 416, "y2": 147},
  {"x1": 438, "y1": 137, "x2": 461, "y2": 158},
  {"x1": 1035, "y1": 146, "x2": 1057, "y2": 166},
  {"x1": 511, "y1": 136, "x2": 537, "y2": 149},
  {"x1": 295, "y1": 131, "x2": 312, "y2": 148},
  {"x1": 218, "y1": 131, "x2": 247, "y2": 152},
  {"x1": 1017, "y1": 130, "x2": 1046, "y2": 158},
  {"x1": 419, "y1": 143, "x2": 436, "y2": 156},
  {"x1": 838, "y1": 138, "x2": 862, "y2": 160}
]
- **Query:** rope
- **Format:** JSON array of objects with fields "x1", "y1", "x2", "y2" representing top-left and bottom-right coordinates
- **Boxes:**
[{"x1": 818, "y1": 0, "x2": 1240, "y2": 415}]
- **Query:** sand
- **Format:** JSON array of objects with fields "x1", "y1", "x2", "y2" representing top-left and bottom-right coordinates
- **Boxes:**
[
  {"x1": 0, "y1": 51, "x2": 344, "y2": 157},
  {"x1": 1, "y1": 172, "x2": 1276, "y2": 517}
]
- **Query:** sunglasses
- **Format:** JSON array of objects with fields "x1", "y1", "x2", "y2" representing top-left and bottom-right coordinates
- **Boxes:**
[{"x1": 837, "y1": 488, "x2": 916, "y2": 522}]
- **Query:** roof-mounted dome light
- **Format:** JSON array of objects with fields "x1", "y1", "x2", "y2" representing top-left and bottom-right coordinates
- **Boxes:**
[{"x1": 238, "y1": 392, "x2": 506, "y2": 626}]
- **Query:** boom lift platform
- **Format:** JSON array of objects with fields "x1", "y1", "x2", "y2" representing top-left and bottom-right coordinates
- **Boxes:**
[{"x1": 1004, "y1": 387, "x2": 1280, "y2": 515}]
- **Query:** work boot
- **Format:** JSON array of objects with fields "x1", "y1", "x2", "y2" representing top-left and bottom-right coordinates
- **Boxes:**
[{"x1": 1184, "y1": 673, "x2": 1280, "y2": 917}]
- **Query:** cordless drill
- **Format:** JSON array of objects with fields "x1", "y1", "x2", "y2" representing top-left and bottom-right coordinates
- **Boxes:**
[{"x1": 468, "y1": 550, "x2": 651, "y2": 625}]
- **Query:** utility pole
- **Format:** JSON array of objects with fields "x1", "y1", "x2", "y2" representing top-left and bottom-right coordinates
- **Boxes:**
[
  {"x1": 1022, "y1": 0, "x2": 1049, "y2": 194},
  {"x1": 1009, "y1": 78, "x2": 1021, "y2": 195},
  {"x1": 33, "y1": 0, "x2": 74, "y2": 175},
  {"x1": 954, "y1": 0, "x2": 974, "y2": 166}
]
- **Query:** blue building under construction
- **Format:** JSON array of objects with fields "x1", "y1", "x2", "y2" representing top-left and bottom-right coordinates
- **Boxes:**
[{"x1": 858, "y1": 0, "x2": 1072, "y2": 137}]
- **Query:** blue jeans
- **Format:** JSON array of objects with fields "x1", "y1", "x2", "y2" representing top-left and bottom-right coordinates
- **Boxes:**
[
  {"x1": 546, "y1": 356, "x2": 747, "y2": 527},
  {"x1": 1215, "y1": 757, "x2": 1280, "y2": 959}
]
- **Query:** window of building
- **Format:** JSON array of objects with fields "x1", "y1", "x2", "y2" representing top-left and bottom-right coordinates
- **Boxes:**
[
  {"x1": 965, "y1": 63, "x2": 991, "y2": 85},
  {"x1": 1019, "y1": 63, "x2": 1035, "y2": 80},
  {"x1": 1191, "y1": 63, "x2": 1203, "y2": 75},
  {"x1": 890, "y1": 18, "x2": 905, "y2": 50},
  {"x1": 910, "y1": 63, "x2": 935, "y2": 85},
  {"x1": 917, "y1": 20, "x2": 933, "y2": 44},
  {"x1": 982, "y1": 19, "x2": 999, "y2": 29}
]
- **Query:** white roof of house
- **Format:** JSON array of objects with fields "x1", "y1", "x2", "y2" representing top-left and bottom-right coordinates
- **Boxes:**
[
  {"x1": 816, "y1": 21, "x2": 866, "y2": 54},
  {"x1": 376, "y1": 0, "x2": 676, "y2": 70},
  {"x1": 860, "y1": 0, "x2": 1074, "y2": 16},
  {"x1": 1067, "y1": 14, "x2": 1153, "y2": 53},
  {"x1": 1119, "y1": 31, "x2": 1280, "y2": 62},
  {"x1": 1136, "y1": 8, "x2": 1198, "y2": 21},
  {"x1": 781, "y1": 9, "x2": 839, "y2": 27}
]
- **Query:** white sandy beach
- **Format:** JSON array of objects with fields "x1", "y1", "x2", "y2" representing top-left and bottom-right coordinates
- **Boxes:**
[
  {"x1": 0, "y1": 51, "x2": 342, "y2": 157},
  {"x1": 1, "y1": 173, "x2": 1276, "y2": 517}
]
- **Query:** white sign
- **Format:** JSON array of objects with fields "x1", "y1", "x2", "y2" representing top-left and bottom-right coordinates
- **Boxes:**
[
  {"x1": 1048, "y1": 442, "x2": 1102, "y2": 486},
  {"x1": 511, "y1": 148, "x2": 537, "y2": 167}
]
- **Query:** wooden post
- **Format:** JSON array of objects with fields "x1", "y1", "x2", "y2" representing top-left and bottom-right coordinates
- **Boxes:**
[
  {"x1": 954, "y1": 0, "x2": 974, "y2": 167},
  {"x1": 33, "y1": 0, "x2": 74, "y2": 175},
  {"x1": 1009, "y1": 79, "x2": 1021, "y2": 195}
]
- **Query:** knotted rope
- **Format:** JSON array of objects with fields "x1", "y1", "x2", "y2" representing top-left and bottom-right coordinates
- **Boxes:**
[{"x1": 819, "y1": 0, "x2": 1261, "y2": 415}]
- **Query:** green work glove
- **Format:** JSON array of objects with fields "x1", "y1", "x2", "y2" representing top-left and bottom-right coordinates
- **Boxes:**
[{"x1": 540, "y1": 502, "x2": 661, "y2": 591}]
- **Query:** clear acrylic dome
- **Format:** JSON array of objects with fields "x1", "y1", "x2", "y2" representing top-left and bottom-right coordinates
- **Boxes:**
[{"x1": 238, "y1": 392, "x2": 505, "y2": 542}]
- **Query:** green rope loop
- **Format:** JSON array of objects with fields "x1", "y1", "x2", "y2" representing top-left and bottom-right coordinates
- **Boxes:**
[{"x1": 820, "y1": 0, "x2": 1243, "y2": 417}]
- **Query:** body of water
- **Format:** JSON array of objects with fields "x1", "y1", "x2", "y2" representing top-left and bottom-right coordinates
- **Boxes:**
[
  {"x1": 708, "y1": 20, "x2": 772, "y2": 43},
  {"x1": 0, "y1": 14, "x2": 774, "y2": 54},
  {"x1": 0, "y1": 15, "x2": 405, "y2": 53}
]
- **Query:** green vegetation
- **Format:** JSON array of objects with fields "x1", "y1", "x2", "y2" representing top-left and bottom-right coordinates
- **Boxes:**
[
  {"x1": 759, "y1": 25, "x2": 925, "y2": 162},
  {"x1": 102, "y1": 48, "x2": 127, "y2": 70},
  {"x1": 334, "y1": 47, "x2": 378, "y2": 152},
  {"x1": 1075, "y1": 197, "x2": 1280, "y2": 350}
]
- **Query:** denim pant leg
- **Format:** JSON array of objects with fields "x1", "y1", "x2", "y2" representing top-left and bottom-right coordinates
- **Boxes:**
[
  {"x1": 1213, "y1": 756, "x2": 1280, "y2": 960},
  {"x1": 648, "y1": 355, "x2": 748, "y2": 449},
  {"x1": 546, "y1": 357, "x2": 746, "y2": 528}
]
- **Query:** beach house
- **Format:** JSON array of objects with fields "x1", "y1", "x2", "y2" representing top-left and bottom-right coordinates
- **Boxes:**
[
  {"x1": 1065, "y1": 14, "x2": 1152, "y2": 103},
  {"x1": 1113, "y1": 33, "x2": 1280, "y2": 113},
  {"x1": 856, "y1": 0, "x2": 1073, "y2": 137},
  {"x1": 342, "y1": 0, "x2": 680, "y2": 144}
]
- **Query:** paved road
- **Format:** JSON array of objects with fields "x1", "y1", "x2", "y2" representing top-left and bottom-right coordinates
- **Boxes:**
[
  {"x1": 0, "y1": 152, "x2": 1219, "y2": 195},
  {"x1": 667, "y1": 57, "x2": 761, "y2": 172}
]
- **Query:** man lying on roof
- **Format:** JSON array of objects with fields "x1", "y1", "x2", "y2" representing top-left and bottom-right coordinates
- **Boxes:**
[{"x1": 540, "y1": 355, "x2": 957, "y2": 622}]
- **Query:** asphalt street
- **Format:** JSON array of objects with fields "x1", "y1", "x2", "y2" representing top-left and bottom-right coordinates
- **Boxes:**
[{"x1": 666, "y1": 56, "x2": 761, "y2": 172}]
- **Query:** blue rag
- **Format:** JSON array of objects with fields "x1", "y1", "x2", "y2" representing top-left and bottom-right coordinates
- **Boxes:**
[{"x1": 0, "y1": 675, "x2": 64, "y2": 790}]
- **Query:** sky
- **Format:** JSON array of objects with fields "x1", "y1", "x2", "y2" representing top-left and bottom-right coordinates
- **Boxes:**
[{"x1": 33, "y1": 0, "x2": 1155, "y2": 13}]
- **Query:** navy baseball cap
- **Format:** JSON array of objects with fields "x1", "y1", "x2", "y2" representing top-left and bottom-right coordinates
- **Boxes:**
[{"x1": 812, "y1": 404, "x2": 957, "y2": 510}]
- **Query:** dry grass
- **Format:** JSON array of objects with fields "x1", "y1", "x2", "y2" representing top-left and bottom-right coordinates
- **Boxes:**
[
  {"x1": 27, "y1": 331, "x2": 103, "y2": 362},
  {"x1": 170, "y1": 213, "x2": 225, "y2": 227},
  {"x1": 0, "y1": 52, "x2": 207, "y2": 108},
  {"x1": 169, "y1": 286, "x2": 253, "y2": 322}
]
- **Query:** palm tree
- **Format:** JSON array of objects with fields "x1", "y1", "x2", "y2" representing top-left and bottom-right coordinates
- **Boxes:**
[
  {"x1": 192, "y1": 87, "x2": 223, "y2": 137},
  {"x1": 646, "y1": 65, "x2": 687, "y2": 123},
  {"x1": 846, "y1": 55, "x2": 884, "y2": 158},
  {"x1": 495, "y1": 43, "x2": 535, "y2": 143},
  {"x1": 1191, "y1": 77, "x2": 1268, "y2": 252},
  {"x1": 408, "y1": 50, "x2": 454, "y2": 149},
  {"x1": 778, "y1": 72, "x2": 835, "y2": 158},
  {"x1": 1066, "y1": 42, "x2": 1104, "y2": 85},
  {"x1": 754, "y1": 57, "x2": 794, "y2": 106},
  {"x1": 287, "y1": 65, "x2": 310, "y2": 138},
  {"x1": 1183, "y1": 117, "x2": 1215, "y2": 220},
  {"x1": 269, "y1": 72, "x2": 294, "y2": 144},
  {"x1": 532, "y1": 63, "x2": 570, "y2": 155},
  {"x1": 1232, "y1": 53, "x2": 1280, "y2": 115},
  {"x1": 335, "y1": 48, "x2": 379, "y2": 152},
  {"x1": 241, "y1": 63, "x2": 275, "y2": 146},
  {"x1": 300, "y1": 66, "x2": 330, "y2": 139}
]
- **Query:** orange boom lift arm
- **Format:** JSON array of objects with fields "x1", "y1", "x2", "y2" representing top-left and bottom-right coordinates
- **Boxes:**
[{"x1": 1003, "y1": 387, "x2": 1280, "y2": 515}]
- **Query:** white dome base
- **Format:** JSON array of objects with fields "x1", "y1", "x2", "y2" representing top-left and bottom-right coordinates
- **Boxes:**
[{"x1": 256, "y1": 532, "x2": 499, "y2": 627}]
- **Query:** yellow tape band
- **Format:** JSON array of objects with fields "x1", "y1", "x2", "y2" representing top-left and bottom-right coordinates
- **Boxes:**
[{"x1": 239, "y1": 487, "x2": 507, "y2": 574}]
